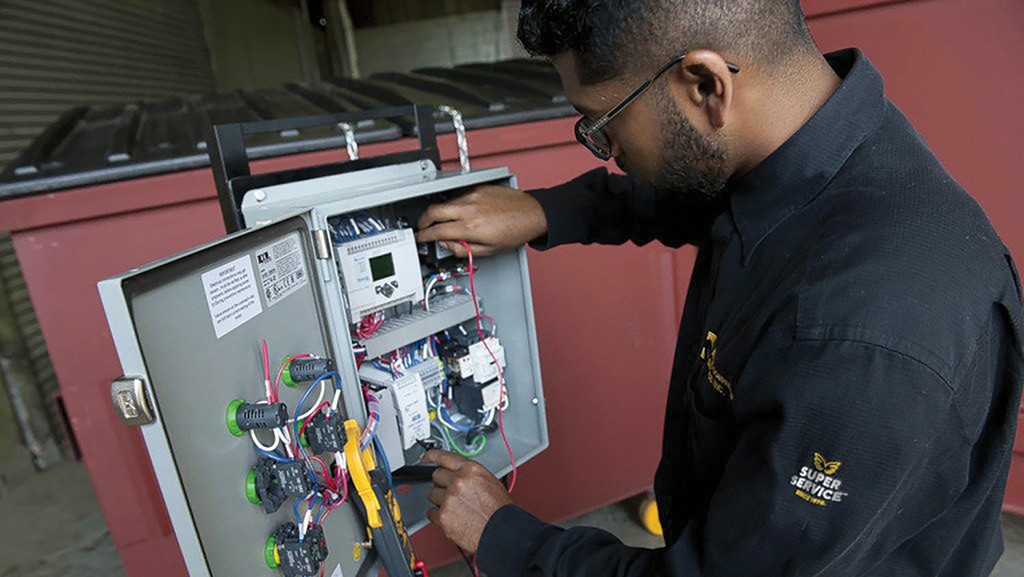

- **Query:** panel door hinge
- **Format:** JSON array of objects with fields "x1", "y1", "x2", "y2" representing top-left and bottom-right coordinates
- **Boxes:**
[
  {"x1": 111, "y1": 376, "x2": 155, "y2": 426},
  {"x1": 311, "y1": 229, "x2": 333, "y2": 260}
]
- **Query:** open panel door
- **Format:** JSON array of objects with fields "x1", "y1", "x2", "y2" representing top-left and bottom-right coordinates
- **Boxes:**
[{"x1": 99, "y1": 215, "x2": 378, "y2": 577}]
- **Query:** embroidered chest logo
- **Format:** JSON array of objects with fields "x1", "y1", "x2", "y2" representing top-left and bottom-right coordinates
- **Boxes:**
[
  {"x1": 791, "y1": 452, "x2": 850, "y2": 507},
  {"x1": 700, "y1": 331, "x2": 734, "y2": 400}
]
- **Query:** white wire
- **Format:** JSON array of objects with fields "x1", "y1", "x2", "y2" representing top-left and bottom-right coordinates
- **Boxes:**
[
  {"x1": 277, "y1": 428, "x2": 295, "y2": 459},
  {"x1": 248, "y1": 400, "x2": 280, "y2": 452},
  {"x1": 430, "y1": 421, "x2": 452, "y2": 451},
  {"x1": 424, "y1": 277, "x2": 439, "y2": 311},
  {"x1": 287, "y1": 379, "x2": 328, "y2": 423},
  {"x1": 301, "y1": 509, "x2": 313, "y2": 537},
  {"x1": 250, "y1": 428, "x2": 279, "y2": 452},
  {"x1": 330, "y1": 389, "x2": 342, "y2": 413}
]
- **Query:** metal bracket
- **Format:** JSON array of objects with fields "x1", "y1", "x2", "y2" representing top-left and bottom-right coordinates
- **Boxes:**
[
  {"x1": 438, "y1": 105, "x2": 470, "y2": 173},
  {"x1": 111, "y1": 376, "x2": 155, "y2": 426},
  {"x1": 208, "y1": 105, "x2": 440, "y2": 234}
]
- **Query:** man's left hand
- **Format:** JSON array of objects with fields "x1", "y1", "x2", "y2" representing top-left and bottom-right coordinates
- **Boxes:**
[{"x1": 422, "y1": 449, "x2": 513, "y2": 553}]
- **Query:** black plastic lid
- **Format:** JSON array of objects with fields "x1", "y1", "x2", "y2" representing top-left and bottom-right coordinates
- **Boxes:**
[{"x1": 0, "y1": 58, "x2": 574, "y2": 200}]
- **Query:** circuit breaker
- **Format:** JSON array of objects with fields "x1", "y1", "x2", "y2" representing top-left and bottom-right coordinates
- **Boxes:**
[{"x1": 99, "y1": 106, "x2": 547, "y2": 577}]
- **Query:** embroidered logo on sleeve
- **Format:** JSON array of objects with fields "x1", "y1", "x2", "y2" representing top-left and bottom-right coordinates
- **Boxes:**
[
  {"x1": 790, "y1": 452, "x2": 849, "y2": 507},
  {"x1": 700, "y1": 331, "x2": 734, "y2": 400}
]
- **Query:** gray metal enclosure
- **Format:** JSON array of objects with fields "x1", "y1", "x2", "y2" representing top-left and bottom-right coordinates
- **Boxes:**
[{"x1": 98, "y1": 161, "x2": 547, "y2": 577}]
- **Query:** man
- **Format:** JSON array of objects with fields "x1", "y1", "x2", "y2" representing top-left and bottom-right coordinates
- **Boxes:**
[{"x1": 416, "y1": 1, "x2": 1024, "y2": 575}]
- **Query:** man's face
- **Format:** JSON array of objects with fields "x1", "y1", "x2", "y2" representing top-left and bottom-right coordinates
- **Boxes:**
[{"x1": 552, "y1": 52, "x2": 729, "y2": 203}]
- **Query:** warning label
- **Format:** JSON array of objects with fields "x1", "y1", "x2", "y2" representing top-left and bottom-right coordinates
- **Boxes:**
[
  {"x1": 256, "y1": 233, "x2": 308, "y2": 307},
  {"x1": 201, "y1": 255, "x2": 262, "y2": 339}
]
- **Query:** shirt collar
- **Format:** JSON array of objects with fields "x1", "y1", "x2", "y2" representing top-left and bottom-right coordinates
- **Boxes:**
[{"x1": 728, "y1": 48, "x2": 886, "y2": 264}]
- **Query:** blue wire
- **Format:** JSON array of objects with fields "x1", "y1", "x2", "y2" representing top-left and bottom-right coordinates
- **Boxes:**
[
  {"x1": 439, "y1": 405, "x2": 471, "y2": 432},
  {"x1": 292, "y1": 498, "x2": 303, "y2": 527},
  {"x1": 314, "y1": 498, "x2": 325, "y2": 526},
  {"x1": 373, "y1": 434, "x2": 393, "y2": 488},
  {"x1": 256, "y1": 448, "x2": 291, "y2": 463}
]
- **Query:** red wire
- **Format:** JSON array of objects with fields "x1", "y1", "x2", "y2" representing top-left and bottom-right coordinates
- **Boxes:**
[
  {"x1": 261, "y1": 339, "x2": 272, "y2": 400},
  {"x1": 273, "y1": 353, "x2": 312, "y2": 403},
  {"x1": 458, "y1": 240, "x2": 518, "y2": 494},
  {"x1": 326, "y1": 470, "x2": 349, "y2": 509},
  {"x1": 310, "y1": 455, "x2": 332, "y2": 484}
]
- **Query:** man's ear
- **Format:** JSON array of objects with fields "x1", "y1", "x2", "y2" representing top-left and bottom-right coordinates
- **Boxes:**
[{"x1": 672, "y1": 50, "x2": 736, "y2": 130}]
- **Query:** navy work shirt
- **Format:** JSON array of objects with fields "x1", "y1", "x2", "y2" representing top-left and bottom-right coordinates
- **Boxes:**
[{"x1": 476, "y1": 49, "x2": 1024, "y2": 577}]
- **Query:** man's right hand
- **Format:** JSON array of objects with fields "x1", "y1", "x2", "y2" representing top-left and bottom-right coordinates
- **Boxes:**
[{"x1": 415, "y1": 185, "x2": 548, "y2": 258}]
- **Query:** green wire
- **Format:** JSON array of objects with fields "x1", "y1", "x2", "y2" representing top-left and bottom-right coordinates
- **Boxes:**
[{"x1": 442, "y1": 424, "x2": 486, "y2": 457}]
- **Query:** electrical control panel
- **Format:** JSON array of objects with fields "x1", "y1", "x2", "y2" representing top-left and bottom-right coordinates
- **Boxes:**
[{"x1": 98, "y1": 154, "x2": 547, "y2": 577}]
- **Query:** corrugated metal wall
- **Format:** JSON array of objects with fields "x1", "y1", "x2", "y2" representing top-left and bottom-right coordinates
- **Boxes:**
[
  {"x1": 0, "y1": 0, "x2": 216, "y2": 478},
  {"x1": 0, "y1": 0, "x2": 216, "y2": 168}
]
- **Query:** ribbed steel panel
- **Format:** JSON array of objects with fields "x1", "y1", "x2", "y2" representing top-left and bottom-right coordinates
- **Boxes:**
[
  {"x1": 0, "y1": 0, "x2": 217, "y2": 469},
  {"x1": 0, "y1": 0, "x2": 215, "y2": 170}
]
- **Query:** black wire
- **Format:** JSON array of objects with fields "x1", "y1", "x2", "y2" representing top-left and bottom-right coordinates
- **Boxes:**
[{"x1": 455, "y1": 544, "x2": 475, "y2": 576}]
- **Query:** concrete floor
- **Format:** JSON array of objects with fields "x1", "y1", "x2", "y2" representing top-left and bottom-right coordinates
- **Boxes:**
[{"x1": 0, "y1": 462, "x2": 1020, "y2": 577}]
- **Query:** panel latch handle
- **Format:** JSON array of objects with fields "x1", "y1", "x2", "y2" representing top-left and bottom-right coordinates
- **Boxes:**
[{"x1": 111, "y1": 376, "x2": 155, "y2": 427}]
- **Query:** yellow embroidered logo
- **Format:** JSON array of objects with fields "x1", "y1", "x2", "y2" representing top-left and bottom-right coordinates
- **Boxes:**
[
  {"x1": 791, "y1": 452, "x2": 849, "y2": 507},
  {"x1": 813, "y1": 452, "x2": 842, "y2": 475},
  {"x1": 700, "y1": 331, "x2": 734, "y2": 400}
]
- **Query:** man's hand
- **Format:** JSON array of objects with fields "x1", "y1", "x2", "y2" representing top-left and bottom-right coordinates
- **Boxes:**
[
  {"x1": 422, "y1": 449, "x2": 513, "y2": 553},
  {"x1": 415, "y1": 185, "x2": 548, "y2": 257}
]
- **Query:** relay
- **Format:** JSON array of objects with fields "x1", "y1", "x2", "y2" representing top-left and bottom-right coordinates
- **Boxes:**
[
  {"x1": 266, "y1": 522, "x2": 329, "y2": 577},
  {"x1": 303, "y1": 412, "x2": 347, "y2": 454},
  {"x1": 453, "y1": 377, "x2": 502, "y2": 416},
  {"x1": 417, "y1": 241, "x2": 455, "y2": 266},
  {"x1": 247, "y1": 458, "x2": 313, "y2": 514}
]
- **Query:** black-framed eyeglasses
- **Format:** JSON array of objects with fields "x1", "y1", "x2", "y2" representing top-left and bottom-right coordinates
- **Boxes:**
[{"x1": 574, "y1": 53, "x2": 741, "y2": 160}]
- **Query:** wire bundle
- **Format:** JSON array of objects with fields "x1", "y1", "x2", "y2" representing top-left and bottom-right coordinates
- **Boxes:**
[
  {"x1": 356, "y1": 311, "x2": 386, "y2": 340},
  {"x1": 247, "y1": 343, "x2": 352, "y2": 548},
  {"x1": 330, "y1": 213, "x2": 388, "y2": 242}
]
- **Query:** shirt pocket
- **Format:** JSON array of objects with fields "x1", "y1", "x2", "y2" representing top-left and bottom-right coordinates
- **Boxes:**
[{"x1": 683, "y1": 384, "x2": 734, "y2": 513}]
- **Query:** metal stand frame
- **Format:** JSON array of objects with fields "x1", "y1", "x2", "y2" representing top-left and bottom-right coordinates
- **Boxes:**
[{"x1": 207, "y1": 104, "x2": 440, "y2": 233}]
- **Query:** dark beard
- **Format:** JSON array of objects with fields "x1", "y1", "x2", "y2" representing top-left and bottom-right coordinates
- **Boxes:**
[{"x1": 642, "y1": 88, "x2": 729, "y2": 205}]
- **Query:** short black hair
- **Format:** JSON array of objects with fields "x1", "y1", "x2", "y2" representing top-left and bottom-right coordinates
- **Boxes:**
[{"x1": 517, "y1": 0, "x2": 816, "y2": 84}]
